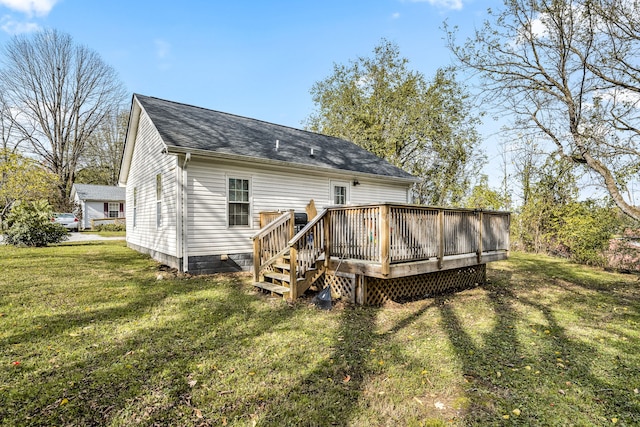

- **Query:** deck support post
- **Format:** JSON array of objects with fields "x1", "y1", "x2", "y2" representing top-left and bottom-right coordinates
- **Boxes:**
[
  {"x1": 438, "y1": 209, "x2": 444, "y2": 269},
  {"x1": 253, "y1": 237, "x2": 261, "y2": 282},
  {"x1": 380, "y1": 204, "x2": 390, "y2": 276},
  {"x1": 477, "y1": 211, "x2": 483, "y2": 264},
  {"x1": 324, "y1": 210, "x2": 331, "y2": 268},
  {"x1": 289, "y1": 246, "x2": 298, "y2": 300}
]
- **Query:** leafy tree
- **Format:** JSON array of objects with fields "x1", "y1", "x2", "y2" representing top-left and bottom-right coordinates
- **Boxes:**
[
  {"x1": 552, "y1": 200, "x2": 620, "y2": 265},
  {"x1": 511, "y1": 155, "x2": 578, "y2": 253},
  {"x1": 3, "y1": 200, "x2": 68, "y2": 247},
  {"x1": 464, "y1": 175, "x2": 509, "y2": 210},
  {"x1": 0, "y1": 149, "x2": 57, "y2": 222},
  {"x1": 306, "y1": 39, "x2": 485, "y2": 206},
  {"x1": 0, "y1": 29, "x2": 126, "y2": 206},
  {"x1": 446, "y1": 0, "x2": 640, "y2": 221},
  {"x1": 76, "y1": 110, "x2": 129, "y2": 185}
]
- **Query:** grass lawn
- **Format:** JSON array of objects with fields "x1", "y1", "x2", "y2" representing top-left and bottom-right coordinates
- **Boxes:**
[{"x1": 1, "y1": 241, "x2": 638, "y2": 426}]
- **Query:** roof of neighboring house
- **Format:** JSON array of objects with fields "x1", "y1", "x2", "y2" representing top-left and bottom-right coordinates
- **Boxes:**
[
  {"x1": 131, "y1": 94, "x2": 416, "y2": 181},
  {"x1": 72, "y1": 184, "x2": 126, "y2": 202}
]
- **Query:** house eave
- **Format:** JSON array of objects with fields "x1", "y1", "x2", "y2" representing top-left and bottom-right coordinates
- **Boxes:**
[{"x1": 165, "y1": 146, "x2": 419, "y2": 184}]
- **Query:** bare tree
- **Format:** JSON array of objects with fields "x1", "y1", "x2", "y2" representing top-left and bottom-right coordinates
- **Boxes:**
[
  {"x1": 446, "y1": 0, "x2": 640, "y2": 221},
  {"x1": 0, "y1": 29, "x2": 126, "y2": 204},
  {"x1": 76, "y1": 109, "x2": 129, "y2": 186}
]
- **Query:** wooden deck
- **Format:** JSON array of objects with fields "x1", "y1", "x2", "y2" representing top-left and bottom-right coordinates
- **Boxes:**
[{"x1": 252, "y1": 203, "x2": 510, "y2": 304}]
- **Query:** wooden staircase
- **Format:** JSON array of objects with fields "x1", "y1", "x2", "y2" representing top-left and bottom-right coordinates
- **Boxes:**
[{"x1": 254, "y1": 251, "x2": 325, "y2": 299}]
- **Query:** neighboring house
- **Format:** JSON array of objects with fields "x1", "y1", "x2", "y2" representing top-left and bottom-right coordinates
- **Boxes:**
[
  {"x1": 71, "y1": 184, "x2": 126, "y2": 230},
  {"x1": 118, "y1": 94, "x2": 417, "y2": 274}
]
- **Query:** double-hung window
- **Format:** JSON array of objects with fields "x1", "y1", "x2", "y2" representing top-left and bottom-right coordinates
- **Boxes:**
[
  {"x1": 108, "y1": 202, "x2": 120, "y2": 218},
  {"x1": 331, "y1": 181, "x2": 349, "y2": 205},
  {"x1": 228, "y1": 177, "x2": 250, "y2": 227}
]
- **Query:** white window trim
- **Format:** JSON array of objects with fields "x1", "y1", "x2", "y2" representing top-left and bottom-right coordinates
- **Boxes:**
[
  {"x1": 226, "y1": 175, "x2": 252, "y2": 229},
  {"x1": 330, "y1": 180, "x2": 350, "y2": 205}
]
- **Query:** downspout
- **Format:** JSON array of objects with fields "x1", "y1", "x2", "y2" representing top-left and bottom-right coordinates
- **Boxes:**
[{"x1": 181, "y1": 152, "x2": 191, "y2": 272}]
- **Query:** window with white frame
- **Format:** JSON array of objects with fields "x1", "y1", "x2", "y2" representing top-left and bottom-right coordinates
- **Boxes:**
[
  {"x1": 228, "y1": 177, "x2": 250, "y2": 227},
  {"x1": 156, "y1": 174, "x2": 162, "y2": 228},
  {"x1": 108, "y1": 202, "x2": 120, "y2": 218},
  {"x1": 332, "y1": 181, "x2": 349, "y2": 205}
]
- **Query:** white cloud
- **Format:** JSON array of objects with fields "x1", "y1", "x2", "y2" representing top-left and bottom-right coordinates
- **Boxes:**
[
  {"x1": 530, "y1": 18, "x2": 548, "y2": 38},
  {"x1": 0, "y1": 15, "x2": 39, "y2": 34},
  {"x1": 391, "y1": 12, "x2": 400, "y2": 19},
  {"x1": 0, "y1": 0, "x2": 58, "y2": 16},
  {"x1": 407, "y1": 0, "x2": 464, "y2": 11}
]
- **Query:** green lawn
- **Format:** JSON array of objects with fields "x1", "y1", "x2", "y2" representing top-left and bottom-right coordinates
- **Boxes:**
[{"x1": 1, "y1": 241, "x2": 638, "y2": 426}]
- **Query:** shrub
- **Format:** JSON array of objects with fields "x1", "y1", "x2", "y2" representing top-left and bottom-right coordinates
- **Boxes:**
[
  {"x1": 94, "y1": 223, "x2": 125, "y2": 232},
  {"x1": 3, "y1": 200, "x2": 68, "y2": 247}
]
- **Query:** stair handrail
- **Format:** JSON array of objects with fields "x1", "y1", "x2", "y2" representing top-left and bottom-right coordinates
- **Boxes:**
[
  {"x1": 288, "y1": 209, "x2": 329, "y2": 280},
  {"x1": 251, "y1": 210, "x2": 293, "y2": 241},
  {"x1": 252, "y1": 210, "x2": 294, "y2": 282}
]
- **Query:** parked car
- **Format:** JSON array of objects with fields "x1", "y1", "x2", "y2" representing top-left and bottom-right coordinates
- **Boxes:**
[{"x1": 52, "y1": 213, "x2": 79, "y2": 231}]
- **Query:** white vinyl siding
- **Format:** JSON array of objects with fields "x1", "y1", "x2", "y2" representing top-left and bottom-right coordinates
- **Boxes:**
[
  {"x1": 156, "y1": 174, "x2": 163, "y2": 228},
  {"x1": 186, "y1": 159, "x2": 410, "y2": 257},
  {"x1": 125, "y1": 111, "x2": 177, "y2": 257}
]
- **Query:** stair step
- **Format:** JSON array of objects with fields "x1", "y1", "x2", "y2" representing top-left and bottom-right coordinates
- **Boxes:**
[
  {"x1": 254, "y1": 281, "x2": 290, "y2": 295},
  {"x1": 273, "y1": 262, "x2": 290, "y2": 271},
  {"x1": 264, "y1": 272, "x2": 291, "y2": 283}
]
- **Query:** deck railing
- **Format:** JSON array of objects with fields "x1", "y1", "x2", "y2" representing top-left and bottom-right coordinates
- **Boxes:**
[
  {"x1": 251, "y1": 210, "x2": 294, "y2": 280},
  {"x1": 253, "y1": 203, "x2": 510, "y2": 287}
]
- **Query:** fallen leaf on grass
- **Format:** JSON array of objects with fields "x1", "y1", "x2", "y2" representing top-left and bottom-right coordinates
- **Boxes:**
[
  {"x1": 343, "y1": 375, "x2": 351, "y2": 383},
  {"x1": 194, "y1": 408, "x2": 203, "y2": 419},
  {"x1": 512, "y1": 408, "x2": 521, "y2": 416},
  {"x1": 435, "y1": 401, "x2": 446, "y2": 410},
  {"x1": 188, "y1": 379, "x2": 197, "y2": 388},
  {"x1": 60, "y1": 398, "x2": 68, "y2": 406}
]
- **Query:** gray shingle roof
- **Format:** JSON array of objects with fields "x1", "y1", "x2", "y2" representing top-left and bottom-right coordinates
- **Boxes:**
[
  {"x1": 135, "y1": 94, "x2": 416, "y2": 181},
  {"x1": 73, "y1": 184, "x2": 125, "y2": 201}
]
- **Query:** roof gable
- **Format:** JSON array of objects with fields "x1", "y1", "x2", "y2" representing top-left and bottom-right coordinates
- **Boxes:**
[
  {"x1": 133, "y1": 94, "x2": 415, "y2": 181},
  {"x1": 72, "y1": 184, "x2": 126, "y2": 202}
]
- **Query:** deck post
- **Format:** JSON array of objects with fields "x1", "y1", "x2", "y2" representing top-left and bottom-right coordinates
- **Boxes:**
[
  {"x1": 289, "y1": 246, "x2": 298, "y2": 300},
  {"x1": 380, "y1": 204, "x2": 390, "y2": 276},
  {"x1": 324, "y1": 210, "x2": 331, "y2": 268},
  {"x1": 253, "y1": 237, "x2": 261, "y2": 282},
  {"x1": 288, "y1": 210, "x2": 295, "y2": 240},
  {"x1": 438, "y1": 209, "x2": 444, "y2": 269},
  {"x1": 477, "y1": 210, "x2": 483, "y2": 264}
]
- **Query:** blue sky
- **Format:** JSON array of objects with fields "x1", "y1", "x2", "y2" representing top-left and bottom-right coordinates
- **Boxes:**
[{"x1": 0, "y1": 0, "x2": 504, "y2": 180}]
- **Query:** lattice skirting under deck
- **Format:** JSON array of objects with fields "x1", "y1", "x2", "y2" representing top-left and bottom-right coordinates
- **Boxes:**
[
  {"x1": 364, "y1": 264, "x2": 486, "y2": 306},
  {"x1": 319, "y1": 271, "x2": 356, "y2": 303},
  {"x1": 320, "y1": 264, "x2": 486, "y2": 306}
]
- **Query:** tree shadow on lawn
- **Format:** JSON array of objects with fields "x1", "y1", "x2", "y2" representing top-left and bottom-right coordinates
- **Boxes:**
[
  {"x1": 0, "y1": 275, "x2": 302, "y2": 426},
  {"x1": 438, "y1": 264, "x2": 640, "y2": 425}
]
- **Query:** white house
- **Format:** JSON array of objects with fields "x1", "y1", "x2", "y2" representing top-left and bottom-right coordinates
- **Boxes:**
[
  {"x1": 71, "y1": 184, "x2": 126, "y2": 230},
  {"x1": 118, "y1": 94, "x2": 418, "y2": 274}
]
